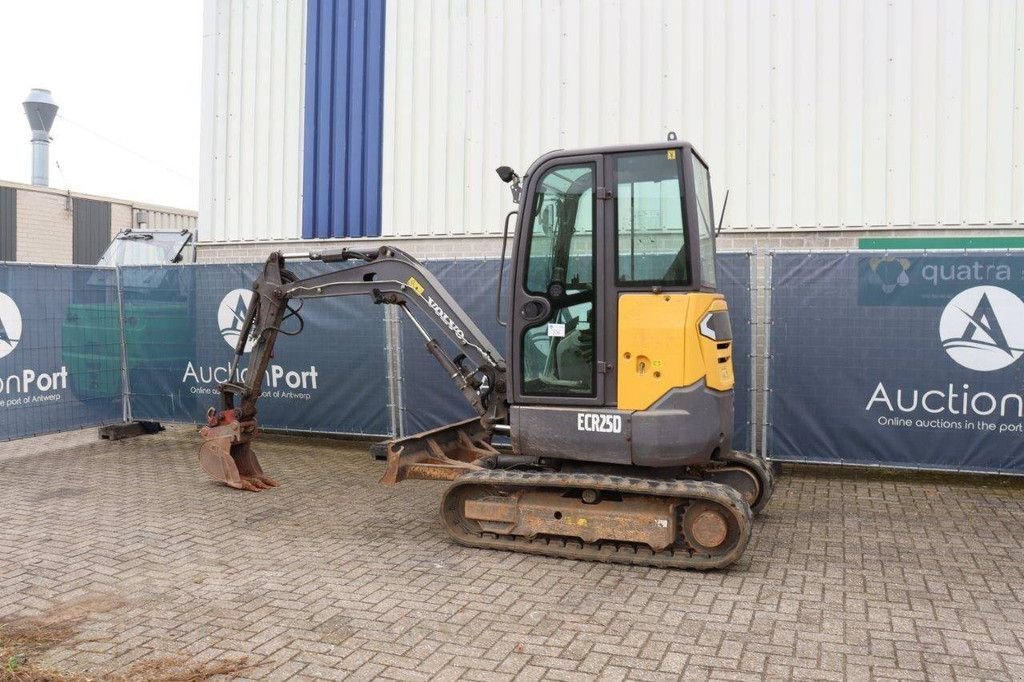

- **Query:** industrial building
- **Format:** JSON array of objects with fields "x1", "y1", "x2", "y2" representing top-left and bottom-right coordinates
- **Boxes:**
[
  {"x1": 198, "y1": 0, "x2": 1024, "y2": 262},
  {"x1": 0, "y1": 180, "x2": 197, "y2": 264},
  {"x1": 0, "y1": 89, "x2": 196, "y2": 265}
]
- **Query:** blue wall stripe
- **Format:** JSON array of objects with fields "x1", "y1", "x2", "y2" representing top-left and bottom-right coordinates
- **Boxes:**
[{"x1": 303, "y1": 0, "x2": 386, "y2": 239}]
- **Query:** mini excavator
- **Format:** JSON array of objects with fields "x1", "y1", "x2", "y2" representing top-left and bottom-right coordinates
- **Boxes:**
[{"x1": 198, "y1": 139, "x2": 774, "y2": 569}]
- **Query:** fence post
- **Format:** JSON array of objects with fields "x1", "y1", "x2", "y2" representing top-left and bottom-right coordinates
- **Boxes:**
[
  {"x1": 748, "y1": 250, "x2": 757, "y2": 457},
  {"x1": 114, "y1": 266, "x2": 132, "y2": 423},
  {"x1": 760, "y1": 251, "x2": 774, "y2": 460},
  {"x1": 383, "y1": 304, "x2": 405, "y2": 438}
]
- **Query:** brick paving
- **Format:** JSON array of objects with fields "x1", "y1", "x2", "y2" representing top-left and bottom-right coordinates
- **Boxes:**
[{"x1": 1, "y1": 425, "x2": 1023, "y2": 680}]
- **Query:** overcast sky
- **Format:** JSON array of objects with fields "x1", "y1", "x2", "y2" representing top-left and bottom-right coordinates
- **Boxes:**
[{"x1": 0, "y1": 1, "x2": 202, "y2": 209}]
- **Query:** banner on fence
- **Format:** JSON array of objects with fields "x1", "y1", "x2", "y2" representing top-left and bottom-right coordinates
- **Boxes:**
[
  {"x1": 0, "y1": 265, "x2": 123, "y2": 441},
  {"x1": 718, "y1": 252, "x2": 754, "y2": 452},
  {"x1": 768, "y1": 251, "x2": 1024, "y2": 473},
  {"x1": 398, "y1": 258, "x2": 509, "y2": 436},
  {"x1": 123, "y1": 263, "x2": 390, "y2": 436},
  {"x1": 398, "y1": 254, "x2": 755, "y2": 452},
  {"x1": 0, "y1": 253, "x2": 754, "y2": 449}
]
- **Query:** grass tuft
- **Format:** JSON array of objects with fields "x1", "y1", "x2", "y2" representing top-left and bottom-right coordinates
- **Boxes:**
[{"x1": 0, "y1": 597, "x2": 262, "y2": 681}]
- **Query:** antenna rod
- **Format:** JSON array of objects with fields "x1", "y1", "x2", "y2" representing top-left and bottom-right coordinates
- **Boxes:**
[{"x1": 715, "y1": 190, "x2": 730, "y2": 236}]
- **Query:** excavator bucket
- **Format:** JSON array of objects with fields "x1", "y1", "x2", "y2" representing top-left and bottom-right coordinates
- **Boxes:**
[{"x1": 198, "y1": 410, "x2": 278, "y2": 492}]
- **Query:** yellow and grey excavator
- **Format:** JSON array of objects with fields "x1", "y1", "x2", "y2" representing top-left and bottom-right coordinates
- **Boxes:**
[{"x1": 198, "y1": 139, "x2": 774, "y2": 569}]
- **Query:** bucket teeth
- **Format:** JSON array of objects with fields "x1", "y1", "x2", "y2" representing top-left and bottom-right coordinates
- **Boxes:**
[
  {"x1": 232, "y1": 445, "x2": 278, "y2": 490},
  {"x1": 198, "y1": 420, "x2": 277, "y2": 492}
]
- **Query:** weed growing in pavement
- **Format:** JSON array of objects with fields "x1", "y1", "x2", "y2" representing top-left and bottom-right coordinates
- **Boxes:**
[{"x1": 0, "y1": 597, "x2": 262, "y2": 681}]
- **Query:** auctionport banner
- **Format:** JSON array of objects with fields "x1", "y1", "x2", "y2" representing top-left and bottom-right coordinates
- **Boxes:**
[
  {"x1": 0, "y1": 265, "x2": 122, "y2": 441},
  {"x1": 122, "y1": 262, "x2": 391, "y2": 436},
  {"x1": 0, "y1": 253, "x2": 754, "y2": 446},
  {"x1": 767, "y1": 251, "x2": 1024, "y2": 473},
  {"x1": 399, "y1": 254, "x2": 755, "y2": 452}
]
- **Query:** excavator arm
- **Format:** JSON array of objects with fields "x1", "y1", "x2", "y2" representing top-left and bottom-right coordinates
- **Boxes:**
[{"x1": 198, "y1": 246, "x2": 509, "y2": 491}]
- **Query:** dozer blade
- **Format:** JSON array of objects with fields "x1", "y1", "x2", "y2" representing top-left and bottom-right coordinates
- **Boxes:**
[
  {"x1": 379, "y1": 417, "x2": 497, "y2": 485},
  {"x1": 198, "y1": 414, "x2": 278, "y2": 492}
]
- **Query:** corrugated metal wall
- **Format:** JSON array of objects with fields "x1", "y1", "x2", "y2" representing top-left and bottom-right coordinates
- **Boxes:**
[
  {"x1": 199, "y1": 0, "x2": 306, "y2": 242},
  {"x1": 302, "y1": 0, "x2": 387, "y2": 238},
  {"x1": 139, "y1": 207, "x2": 199, "y2": 232},
  {"x1": 199, "y1": 0, "x2": 1024, "y2": 242},
  {"x1": 382, "y1": 0, "x2": 1024, "y2": 237}
]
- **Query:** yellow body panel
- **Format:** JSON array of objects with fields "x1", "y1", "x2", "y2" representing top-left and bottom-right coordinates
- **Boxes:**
[{"x1": 617, "y1": 293, "x2": 734, "y2": 411}]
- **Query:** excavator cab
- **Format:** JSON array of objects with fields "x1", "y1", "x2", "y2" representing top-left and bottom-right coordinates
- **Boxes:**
[
  {"x1": 500, "y1": 144, "x2": 713, "y2": 391},
  {"x1": 198, "y1": 139, "x2": 775, "y2": 570},
  {"x1": 504, "y1": 142, "x2": 734, "y2": 469}
]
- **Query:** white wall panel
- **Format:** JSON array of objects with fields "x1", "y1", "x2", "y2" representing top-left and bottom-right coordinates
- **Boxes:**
[
  {"x1": 936, "y1": 0, "x2": 964, "y2": 224},
  {"x1": 1015, "y1": 5, "x2": 1024, "y2": 221},
  {"x1": 910, "y1": 0, "x2": 938, "y2": 227},
  {"x1": 987, "y1": 0, "x2": 1017, "y2": 222},
  {"x1": 838, "y1": 0, "x2": 864, "y2": 227},
  {"x1": 381, "y1": 0, "x2": 1024, "y2": 236},
  {"x1": 143, "y1": 208, "x2": 199, "y2": 232},
  {"x1": 199, "y1": 0, "x2": 305, "y2": 242}
]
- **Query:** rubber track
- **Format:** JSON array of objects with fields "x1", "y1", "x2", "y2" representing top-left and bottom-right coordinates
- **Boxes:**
[
  {"x1": 710, "y1": 450, "x2": 776, "y2": 514},
  {"x1": 441, "y1": 470, "x2": 754, "y2": 570}
]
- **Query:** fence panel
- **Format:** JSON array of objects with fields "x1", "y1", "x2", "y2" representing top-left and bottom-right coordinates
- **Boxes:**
[
  {"x1": 767, "y1": 251, "x2": 1024, "y2": 473},
  {"x1": 122, "y1": 262, "x2": 390, "y2": 436},
  {"x1": 717, "y1": 252, "x2": 754, "y2": 452},
  {"x1": 399, "y1": 255, "x2": 755, "y2": 451},
  {"x1": 0, "y1": 254, "x2": 751, "y2": 451},
  {"x1": 0, "y1": 264, "x2": 123, "y2": 440},
  {"x1": 398, "y1": 258, "x2": 508, "y2": 435}
]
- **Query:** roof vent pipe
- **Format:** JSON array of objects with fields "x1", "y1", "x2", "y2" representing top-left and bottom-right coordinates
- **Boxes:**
[{"x1": 23, "y1": 89, "x2": 58, "y2": 187}]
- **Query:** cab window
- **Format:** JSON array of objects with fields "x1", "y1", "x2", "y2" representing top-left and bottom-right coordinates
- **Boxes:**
[
  {"x1": 691, "y1": 155, "x2": 717, "y2": 288},
  {"x1": 521, "y1": 162, "x2": 596, "y2": 397},
  {"x1": 614, "y1": 151, "x2": 689, "y2": 286},
  {"x1": 524, "y1": 165, "x2": 594, "y2": 295}
]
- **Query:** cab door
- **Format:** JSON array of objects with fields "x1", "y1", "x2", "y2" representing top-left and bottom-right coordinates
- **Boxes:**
[
  {"x1": 508, "y1": 155, "x2": 629, "y2": 463},
  {"x1": 509, "y1": 155, "x2": 606, "y2": 405}
]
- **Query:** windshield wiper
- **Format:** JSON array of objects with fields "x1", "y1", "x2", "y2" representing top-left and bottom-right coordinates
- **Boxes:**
[{"x1": 118, "y1": 233, "x2": 154, "y2": 241}]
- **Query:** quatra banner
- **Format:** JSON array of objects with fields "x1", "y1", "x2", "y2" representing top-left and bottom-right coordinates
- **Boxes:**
[{"x1": 768, "y1": 251, "x2": 1024, "y2": 473}]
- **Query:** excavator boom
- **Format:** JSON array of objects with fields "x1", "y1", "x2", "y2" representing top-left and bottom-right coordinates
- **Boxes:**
[{"x1": 199, "y1": 246, "x2": 509, "y2": 491}]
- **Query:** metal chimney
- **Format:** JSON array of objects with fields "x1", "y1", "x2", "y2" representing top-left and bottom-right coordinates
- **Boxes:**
[{"x1": 22, "y1": 89, "x2": 58, "y2": 187}]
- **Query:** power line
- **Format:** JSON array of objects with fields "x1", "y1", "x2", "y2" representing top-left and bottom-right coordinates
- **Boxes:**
[{"x1": 55, "y1": 114, "x2": 197, "y2": 184}]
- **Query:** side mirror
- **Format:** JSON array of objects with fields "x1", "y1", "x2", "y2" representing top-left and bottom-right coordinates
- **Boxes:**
[{"x1": 495, "y1": 165, "x2": 522, "y2": 203}]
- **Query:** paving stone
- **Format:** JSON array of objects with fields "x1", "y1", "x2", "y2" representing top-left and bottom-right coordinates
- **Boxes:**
[{"x1": 0, "y1": 426, "x2": 1022, "y2": 679}]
